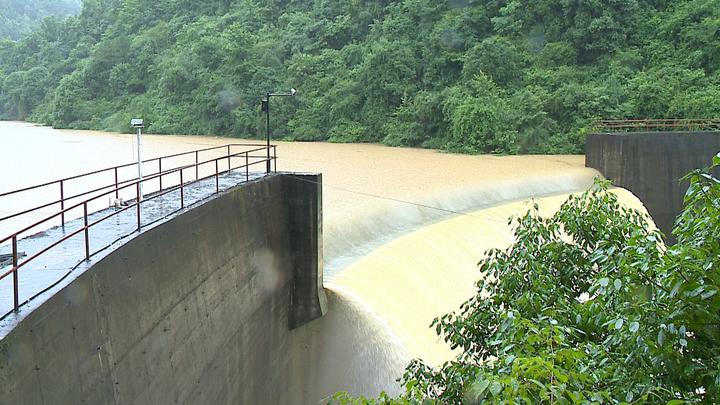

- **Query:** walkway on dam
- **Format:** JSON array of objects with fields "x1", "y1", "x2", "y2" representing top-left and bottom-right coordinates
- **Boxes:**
[{"x1": 0, "y1": 144, "x2": 274, "y2": 324}]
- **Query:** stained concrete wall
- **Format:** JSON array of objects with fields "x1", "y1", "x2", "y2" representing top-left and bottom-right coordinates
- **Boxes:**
[
  {"x1": 0, "y1": 173, "x2": 326, "y2": 405},
  {"x1": 586, "y1": 132, "x2": 720, "y2": 240}
]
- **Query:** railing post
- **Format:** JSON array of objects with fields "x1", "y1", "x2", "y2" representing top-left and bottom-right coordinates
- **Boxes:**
[
  {"x1": 215, "y1": 160, "x2": 219, "y2": 193},
  {"x1": 60, "y1": 180, "x2": 65, "y2": 226},
  {"x1": 195, "y1": 150, "x2": 199, "y2": 181},
  {"x1": 227, "y1": 145, "x2": 231, "y2": 173},
  {"x1": 180, "y1": 169, "x2": 184, "y2": 209},
  {"x1": 159, "y1": 158, "x2": 163, "y2": 191},
  {"x1": 245, "y1": 152, "x2": 249, "y2": 182},
  {"x1": 136, "y1": 182, "x2": 141, "y2": 231},
  {"x1": 273, "y1": 146, "x2": 277, "y2": 172},
  {"x1": 83, "y1": 202, "x2": 90, "y2": 260},
  {"x1": 12, "y1": 236, "x2": 18, "y2": 311},
  {"x1": 114, "y1": 167, "x2": 119, "y2": 199}
]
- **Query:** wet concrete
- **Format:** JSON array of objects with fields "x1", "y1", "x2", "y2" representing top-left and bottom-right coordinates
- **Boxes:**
[
  {"x1": 0, "y1": 169, "x2": 265, "y2": 322},
  {"x1": 0, "y1": 173, "x2": 325, "y2": 405},
  {"x1": 586, "y1": 131, "x2": 720, "y2": 241}
]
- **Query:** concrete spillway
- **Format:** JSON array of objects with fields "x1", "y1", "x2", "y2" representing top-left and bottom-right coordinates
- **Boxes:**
[
  {"x1": 290, "y1": 183, "x2": 649, "y2": 403},
  {"x1": 0, "y1": 167, "x2": 651, "y2": 404}
]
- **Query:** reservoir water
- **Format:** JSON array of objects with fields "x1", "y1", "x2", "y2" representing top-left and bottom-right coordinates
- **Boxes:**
[{"x1": 0, "y1": 121, "x2": 648, "y2": 402}]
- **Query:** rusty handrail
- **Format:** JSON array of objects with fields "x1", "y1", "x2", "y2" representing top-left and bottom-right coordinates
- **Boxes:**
[
  {"x1": 595, "y1": 119, "x2": 720, "y2": 132},
  {"x1": 0, "y1": 144, "x2": 277, "y2": 316},
  {"x1": 0, "y1": 143, "x2": 269, "y2": 223}
]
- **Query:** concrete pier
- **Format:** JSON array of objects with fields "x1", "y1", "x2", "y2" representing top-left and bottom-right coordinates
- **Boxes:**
[{"x1": 586, "y1": 131, "x2": 720, "y2": 241}]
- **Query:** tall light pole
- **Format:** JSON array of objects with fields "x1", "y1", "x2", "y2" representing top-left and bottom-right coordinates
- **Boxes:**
[
  {"x1": 261, "y1": 88, "x2": 297, "y2": 173},
  {"x1": 130, "y1": 118, "x2": 145, "y2": 201}
]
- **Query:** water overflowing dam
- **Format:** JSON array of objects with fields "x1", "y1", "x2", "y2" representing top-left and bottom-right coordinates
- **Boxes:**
[
  {"x1": 0, "y1": 122, "x2": 650, "y2": 403},
  {"x1": 290, "y1": 185, "x2": 647, "y2": 402}
]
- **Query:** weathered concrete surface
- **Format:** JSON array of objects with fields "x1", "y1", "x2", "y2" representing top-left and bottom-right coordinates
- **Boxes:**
[
  {"x1": 0, "y1": 173, "x2": 326, "y2": 405},
  {"x1": 284, "y1": 174, "x2": 326, "y2": 329},
  {"x1": 586, "y1": 132, "x2": 720, "y2": 240},
  {"x1": 0, "y1": 170, "x2": 266, "y2": 319}
]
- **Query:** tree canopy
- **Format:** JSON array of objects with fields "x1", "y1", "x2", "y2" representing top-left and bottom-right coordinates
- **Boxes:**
[
  {"x1": 0, "y1": 0, "x2": 719, "y2": 153},
  {"x1": 0, "y1": 0, "x2": 81, "y2": 40}
]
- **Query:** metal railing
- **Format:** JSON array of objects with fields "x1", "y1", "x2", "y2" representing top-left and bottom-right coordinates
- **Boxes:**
[
  {"x1": 0, "y1": 143, "x2": 277, "y2": 315},
  {"x1": 595, "y1": 119, "x2": 720, "y2": 132},
  {"x1": 0, "y1": 143, "x2": 270, "y2": 225}
]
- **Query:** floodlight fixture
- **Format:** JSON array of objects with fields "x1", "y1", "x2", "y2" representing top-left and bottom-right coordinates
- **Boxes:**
[{"x1": 262, "y1": 88, "x2": 297, "y2": 172}]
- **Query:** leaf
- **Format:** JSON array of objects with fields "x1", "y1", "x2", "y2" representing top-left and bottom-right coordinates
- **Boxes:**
[
  {"x1": 614, "y1": 279, "x2": 622, "y2": 291},
  {"x1": 615, "y1": 319, "x2": 624, "y2": 330},
  {"x1": 680, "y1": 339, "x2": 688, "y2": 347},
  {"x1": 701, "y1": 289, "x2": 717, "y2": 300},
  {"x1": 489, "y1": 381, "x2": 503, "y2": 396},
  {"x1": 475, "y1": 379, "x2": 490, "y2": 396},
  {"x1": 658, "y1": 329, "x2": 665, "y2": 346},
  {"x1": 599, "y1": 278, "x2": 610, "y2": 287},
  {"x1": 629, "y1": 322, "x2": 639, "y2": 333}
]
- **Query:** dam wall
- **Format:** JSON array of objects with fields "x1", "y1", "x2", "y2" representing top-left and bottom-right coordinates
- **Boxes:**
[
  {"x1": 586, "y1": 131, "x2": 720, "y2": 240},
  {"x1": 0, "y1": 173, "x2": 326, "y2": 405}
]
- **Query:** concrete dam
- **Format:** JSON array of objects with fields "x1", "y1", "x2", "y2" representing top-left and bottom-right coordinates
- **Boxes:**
[
  {"x1": 0, "y1": 125, "x2": 671, "y2": 404},
  {"x1": 0, "y1": 173, "x2": 327, "y2": 404},
  {"x1": 0, "y1": 176, "x2": 651, "y2": 404}
]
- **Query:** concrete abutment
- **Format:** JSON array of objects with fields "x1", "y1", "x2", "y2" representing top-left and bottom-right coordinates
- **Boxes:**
[
  {"x1": 0, "y1": 173, "x2": 326, "y2": 404},
  {"x1": 586, "y1": 131, "x2": 720, "y2": 242}
]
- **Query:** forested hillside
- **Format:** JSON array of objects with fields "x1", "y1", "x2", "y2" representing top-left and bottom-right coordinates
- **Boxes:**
[
  {"x1": 0, "y1": 0, "x2": 718, "y2": 153},
  {"x1": 0, "y1": 0, "x2": 81, "y2": 40}
]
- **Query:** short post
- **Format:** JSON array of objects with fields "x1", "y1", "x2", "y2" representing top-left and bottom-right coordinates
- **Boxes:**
[
  {"x1": 245, "y1": 152, "x2": 249, "y2": 182},
  {"x1": 180, "y1": 169, "x2": 185, "y2": 208},
  {"x1": 114, "y1": 167, "x2": 119, "y2": 199},
  {"x1": 159, "y1": 158, "x2": 163, "y2": 191},
  {"x1": 215, "y1": 160, "x2": 219, "y2": 193},
  {"x1": 83, "y1": 202, "x2": 90, "y2": 260},
  {"x1": 227, "y1": 145, "x2": 231, "y2": 172},
  {"x1": 12, "y1": 235, "x2": 18, "y2": 311},
  {"x1": 60, "y1": 180, "x2": 65, "y2": 226},
  {"x1": 195, "y1": 150, "x2": 199, "y2": 180},
  {"x1": 273, "y1": 146, "x2": 277, "y2": 172},
  {"x1": 136, "y1": 182, "x2": 141, "y2": 231}
]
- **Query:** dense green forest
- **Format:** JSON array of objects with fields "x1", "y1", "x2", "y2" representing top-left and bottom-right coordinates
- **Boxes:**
[
  {"x1": 0, "y1": 0, "x2": 718, "y2": 153},
  {"x1": 0, "y1": 0, "x2": 81, "y2": 40}
]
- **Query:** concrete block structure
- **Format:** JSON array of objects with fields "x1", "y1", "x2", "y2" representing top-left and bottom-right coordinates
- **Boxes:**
[
  {"x1": 0, "y1": 173, "x2": 326, "y2": 404},
  {"x1": 586, "y1": 132, "x2": 720, "y2": 241}
]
